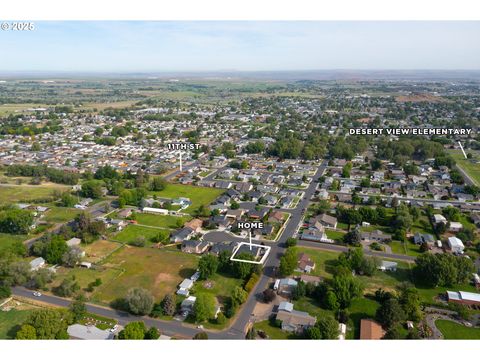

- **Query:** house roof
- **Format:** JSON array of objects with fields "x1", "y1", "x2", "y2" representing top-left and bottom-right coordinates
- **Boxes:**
[
  {"x1": 67, "y1": 324, "x2": 114, "y2": 340},
  {"x1": 360, "y1": 319, "x2": 384, "y2": 340}
]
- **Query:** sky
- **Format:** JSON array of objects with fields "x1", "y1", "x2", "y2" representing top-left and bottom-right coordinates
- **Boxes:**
[{"x1": 0, "y1": 21, "x2": 479, "y2": 72}]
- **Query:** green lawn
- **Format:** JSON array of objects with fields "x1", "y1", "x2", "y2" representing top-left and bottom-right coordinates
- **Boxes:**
[
  {"x1": 449, "y1": 150, "x2": 480, "y2": 186},
  {"x1": 48, "y1": 266, "x2": 123, "y2": 298},
  {"x1": 149, "y1": 184, "x2": 224, "y2": 215},
  {"x1": 296, "y1": 246, "x2": 411, "y2": 292},
  {"x1": 325, "y1": 229, "x2": 345, "y2": 241},
  {"x1": 436, "y1": 320, "x2": 480, "y2": 339},
  {"x1": 254, "y1": 320, "x2": 297, "y2": 339},
  {"x1": 93, "y1": 246, "x2": 198, "y2": 304},
  {"x1": 192, "y1": 273, "x2": 244, "y2": 304},
  {"x1": 42, "y1": 206, "x2": 83, "y2": 223},
  {"x1": 111, "y1": 225, "x2": 170, "y2": 246},
  {"x1": 0, "y1": 184, "x2": 70, "y2": 204},
  {"x1": 0, "y1": 232, "x2": 30, "y2": 252},
  {"x1": 134, "y1": 213, "x2": 190, "y2": 229},
  {"x1": 0, "y1": 309, "x2": 34, "y2": 339}
]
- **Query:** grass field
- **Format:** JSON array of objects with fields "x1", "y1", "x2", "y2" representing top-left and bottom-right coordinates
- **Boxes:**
[
  {"x1": 436, "y1": 320, "x2": 480, "y2": 339},
  {"x1": 192, "y1": 273, "x2": 244, "y2": 304},
  {"x1": 296, "y1": 246, "x2": 411, "y2": 293},
  {"x1": 449, "y1": 150, "x2": 480, "y2": 186},
  {"x1": 254, "y1": 320, "x2": 295, "y2": 339},
  {"x1": 42, "y1": 206, "x2": 83, "y2": 223},
  {"x1": 134, "y1": 213, "x2": 190, "y2": 229},
  {"x1": 0, "y1": 232, "x2": 30, "y2": 252},
  {"x1": 0, "y1": 309, "x2": 34, "y2": 339},
  {"x1": 82, "y1": 240, "x2": 124, "y2": 263},
  {"x1": 0, "y1": 103, "x2": 50, "y2": 115},
  {"x1": 111, "y1": 225, "x2": 170, "y2": 246},
  {"x1": 149, "y1": 184, "x2": 224, "y2": 215},
  {"x1": 93, "y1": 246, "x2": 198, "y2": 304},
  {"x1": 49, "y1": 266, "x2": 123, "y2": 296},
  {"x1": 0, "y1": 184, "x2": 70, "y2": 204},
  {"x1": 325, "y1": 229, "x2": 345, "y2": 241}
]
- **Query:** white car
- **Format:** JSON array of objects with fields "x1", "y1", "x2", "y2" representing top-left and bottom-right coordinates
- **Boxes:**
[
  {"x1": 110, "y1": 325, "x2": 118, "y2": 333},
  {"x1": 32, "y1": 291, "x2": 42, "y2": 297}
]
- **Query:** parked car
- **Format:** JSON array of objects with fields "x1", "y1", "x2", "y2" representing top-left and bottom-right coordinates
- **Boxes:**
[{"x1": 33, "y1": 291, "x2": 42, "y2": 297}]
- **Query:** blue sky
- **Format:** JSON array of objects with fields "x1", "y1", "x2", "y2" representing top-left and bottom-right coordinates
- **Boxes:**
[{"x1": 1, "y1": 21, "x2": 479, "y2": 72}]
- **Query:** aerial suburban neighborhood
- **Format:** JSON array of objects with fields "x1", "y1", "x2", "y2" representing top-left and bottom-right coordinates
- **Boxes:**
[
  {"x1": 1, "y1": 72, "x2": 479, "y2": 341},
  {"x1": 0, "y1": 15, "x2": 480, "y2": 347}
]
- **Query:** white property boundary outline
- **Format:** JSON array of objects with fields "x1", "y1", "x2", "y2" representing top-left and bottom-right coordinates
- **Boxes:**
[{"x1": 230, "y1": 242, "x2": 271, "y2": 265}]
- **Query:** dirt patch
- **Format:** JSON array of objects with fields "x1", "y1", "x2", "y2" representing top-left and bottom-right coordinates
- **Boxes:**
[
  {"x1": 203, "y1": 281, "x2": 214, "y2": 289},
  {"x1": 155, "y1": 272, "x2": 175, "y2": 287}
]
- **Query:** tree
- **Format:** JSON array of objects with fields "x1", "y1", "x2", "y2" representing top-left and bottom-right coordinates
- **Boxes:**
[
  {"x1": 231, "y1": 286, "x2": 248, "y2": 306},
  {"x1": 144, "y1": 327, "x2": 160, "y2": 339},
  {"x1": 125, "y1": 287, "x2": 154, "y2": 315},
  {"x1": 54, "y1": 276, "x2": 80, "y2": 297},
  {"x1": 344, "y1": 228, "x2": 362, "y2": 246},
  {"x1": 62, "y1": 246, "x2": 83, "y2": 267},
  {"x1": 69, "y1": 295, "x2": 87, "y2": 322},
  {"x1": 60, "y1": 192, "x2": 77, "y2": 207},
  {"x1": 162, "y1": 293, "x2": 176, "y2": 316},
  {"x1": 198, "y1": 254, "x2": 219, "y2": 280},
  {"x1": 330, "y1": 273, "x2": 363, "y2": 308},
  {"x1": 263, "y1": 288, "x2": 276, "y2": 303},
  {"x1": 232, "y1": 253, "x2": 256, "y2": 279},
  {"x1": 316, "y1": 316, "x2": 339, "y2": 339},
  {"x1": 398, "y1": 284, "x2": 422, "y2": 322},
  {"x1": 306, "y1": 326, "x2": 321, "y2": 339},
  {"x1": 42, "y1": 236, "x2": 68, "y2": 264},
  {"x1": 279, "y1": 247, "x2": 298, "y2": 276},
  {"x1": 150, "y1": 177, "x2": 167, "y2": 191},
  {"x1": 0, "y1": 285, "x2": 11, "y2": 299},
  {"x1": 413, "y1": 253, "x2": 474, "y2": 287},
  {"x1": 193, "y1": 293, "x2": 216, "y2": 322},
  {"x1": 376, "y1": 298, "x2": 405, "y2": 329},
  {"x1": 0, "y1": 208, "x2": 34, "y2": 234},
  {"x1": 23, "y1": 309, "x2": 70, "y2": 339},
  {"x1": 15, "y1": 324, "x2": 37, "y2": 339},
  {"x1": 81, "y1": 180, "x2": 104, "y2": 199},
  {"x1": 118, "y1": 321, "x2": 146, "y2": 340},
  {"x1": 285, "y1": 237, "x2": 297, "y2": 247},
  {"x1": 193, "y1": 332, "x2": 208, "y2": 339}
]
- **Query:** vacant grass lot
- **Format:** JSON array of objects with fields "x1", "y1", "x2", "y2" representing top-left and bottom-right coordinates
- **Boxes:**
[
  {"x1": 296, "y1": 246, "x2": 411, "y2": 293},
  {"x1": 134, "y1": 213, "x2": 190, "y2": 229},
  {"x1": 0, "y1": 232, "x2": 30, "y2": 252},
  {"x1": 48, "y1": 266, "x2": 123, "y2": 296},
  {"x1": 449, "y1": 150, "x2": 480, "y2": 186},
  {"x1": 192, "y1": 273, "x2": 244, "y2": 304},
  {"x1": 436, "y1": 320, "x2": 480, "y2": 339},
  {"x1": 0, "y1": 309, "x2": 34, "y2": 339},
  {"x1": 111, "y1": 225, "x2": 170, "y2": 246},
  {"x1": 93, "y1": 246, "x2": 198, "y2": 304},
  {"x1": 0, "y1": 184, "x2": 69, "y2": 204},
  {"x1": 149, "y1": 184, "x2": 224, "y2": 215},
  {"x1": 42, "y1": 206, "x2": 82, "y2": 223},
  {"x1": 82, "y1": 240, "x2": 123, "y2": 263}
]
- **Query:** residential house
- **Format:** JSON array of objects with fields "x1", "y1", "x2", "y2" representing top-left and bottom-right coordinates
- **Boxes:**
[
  {"x1": 301, "y1": 228, "x2": 331, "y2": 243},
  {"x1": 360, "y1": 319, "x2": 385, "y2": 340},
  {"x1": 276, "y1": 278, "x2": 298, "y2": 295},
  {"x1": 30, "y1": 257, "x2": 45, "y2": 271},
  {"x1": 447, "y1": 236, "x2": 465, "y2": 254},
  {"x1": 171, "y1": 227, "x2": 194, "y2": 243},
  {"x1": 184, "y1": 218, "x2": 203, "y2": 232},
  {"x1": 377, "y1": 260, "x2": 397, "y2": 272},
  {"x1": 181, "y1": 240, "x2": 209, "y2": 254},
  {"x1": 275, "y1": 301, "x2": 316, "y2": 334},
  {"x1": 446, "y1": 291, "x2": 480, "y2": 307},
  {"x1": 360, "y1": 230, "x2": 392, "y2": 243},
  {"x1": 177, "y1": 278, "x2": 194, "y2": 296},
  {"x1": 315, "y1": 213, "x2": 337, "y2": 229},
  {"x1": 296, "y1": 253, "x2": 315, "y2": 273},
  {"x1": 413, "y1": 233, "x2": 435, "y2": 247},
  {"x1": 449, "y1": 222, "x2": 463, "y2": 232},
  {"x1": 67, "y1": 324, "x2": 114, "y2": 340}
]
